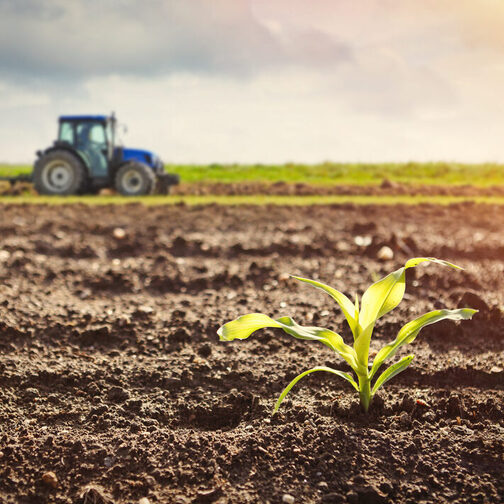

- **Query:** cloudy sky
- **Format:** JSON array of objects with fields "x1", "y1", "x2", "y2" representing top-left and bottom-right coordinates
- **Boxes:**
[{"x1": 1, "y1": 0, "x2": 504, "y2": 164}]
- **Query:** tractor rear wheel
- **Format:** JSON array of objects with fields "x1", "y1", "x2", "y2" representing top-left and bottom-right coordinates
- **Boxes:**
[
  {"x1": 33, "y1": 150, "x2": 87, "y2": 195},
  {"x1": 115, "y1": 162, "x2": 155, "y2": 196}
]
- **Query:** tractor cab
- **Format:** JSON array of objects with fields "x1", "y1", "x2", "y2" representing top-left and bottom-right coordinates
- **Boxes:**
[
  {"x1": 33, "y1": 114, "x2": 179, "y2": 195},
  {"x1": 57, "y1": 115, "x2": 113, "y2": 179}
]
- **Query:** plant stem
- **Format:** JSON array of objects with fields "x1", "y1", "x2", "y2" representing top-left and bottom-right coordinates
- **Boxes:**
[{"x1": 358, "y1": 375, "x2": 372, "y2": 413}]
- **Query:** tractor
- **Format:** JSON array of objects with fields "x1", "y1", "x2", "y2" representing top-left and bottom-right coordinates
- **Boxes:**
[{"x1": 28, "y1": 114, "x2": 179, "y2": 196}]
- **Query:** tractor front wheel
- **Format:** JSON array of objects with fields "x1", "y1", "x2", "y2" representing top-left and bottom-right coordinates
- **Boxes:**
[
  {"x1": 115, "y1": 163, "x2": 155, "y2": 196},
  {"x1": 33, "y1": 150, "x2": 87, "y2": 195}
]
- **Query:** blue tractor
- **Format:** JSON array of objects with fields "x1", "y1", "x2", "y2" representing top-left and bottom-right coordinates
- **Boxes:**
[{"x1": 31, "y1": 113, "x2": 179, "y2": 195}]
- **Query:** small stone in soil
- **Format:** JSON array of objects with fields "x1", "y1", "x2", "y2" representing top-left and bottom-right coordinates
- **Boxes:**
[
  {"x1": 113, "y1": 227, "x2": 127, "y2": 240},
  {"x1": 354, "y1": 235, "x2": 372, "y2": 247},
  {"x1": 41, "y1": 471, "x2": 58, "y2": 488},
  {"x1": 139, "y1": 498, "x2": 151, "y2": 504},
  {"x1": 377, "y1": 245, "x2": 394, "y2": 261},
  {"x1": 282, "y1": 494, "x2": 295, "y2": 504},
  {"x1": 138, "y1": 305, "x2": 154, "y2": 314}
]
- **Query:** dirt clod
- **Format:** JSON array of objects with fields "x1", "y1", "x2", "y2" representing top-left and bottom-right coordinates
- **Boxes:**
[
  {"x1": 346, "y1": 490, "x2": 359, "y2": 504},
  {"x1": 41, "y1": 471, "x2": 58, "y2": 488},
  {"x1": 193, "y1": 487, "x2": 223, "y2": 503},
  {"x1": 76, "y1": 486, "x2": 114, "y2": 504},
  {"x1": 355, "y1": 485, "x2": 387, "y2": 504},
  {"x1": 458, "y1": 291, "x2": 489, "y2": 313},
  {"x1": 321, "y1": 492, "x2": 345, "y2": 503},
  {"x1": 107, "y1": 386, "x2": 129, "y2": 403},
  {"x1": 447, "y1": 393, "x2": 464, "y2": 418}
]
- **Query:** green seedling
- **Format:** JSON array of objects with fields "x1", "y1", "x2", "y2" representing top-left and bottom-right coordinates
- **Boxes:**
[{"x1": 218, "y1": 257, "x2": 476, "y2": 413}]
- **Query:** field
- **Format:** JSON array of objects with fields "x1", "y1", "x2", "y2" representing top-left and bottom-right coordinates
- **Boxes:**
[
  {"x1": 2, "y1": 162, "x2": 504, "y2": 209},
  {"x1": 0, "y1": 202, "x2": 502, "y2": 504},
  {"x1": 2, "y1": 161, "x2": 504, "y2": 187}
]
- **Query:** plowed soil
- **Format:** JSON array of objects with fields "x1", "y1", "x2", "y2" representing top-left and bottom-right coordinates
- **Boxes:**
[
  {"x1": 4, "y1": 180, "x2": 504, "y2": 197},
  {"x1": 0, "y1": 202, "x2": 502, "y2": 504},
  {"x1": 171, "y1": 181, "x2": 504, "y2": 197}
]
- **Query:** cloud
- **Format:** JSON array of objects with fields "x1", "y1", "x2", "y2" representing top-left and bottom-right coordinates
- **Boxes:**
[
  {"x1": 0, "y1": 0, "x2": 350, "y2": 81},
  {"x1": 1, "y1": 0, "x2": 504, "y2": 164},
  {"x1": 0, "y1": 82, "x2": 50, "y2": 110}
]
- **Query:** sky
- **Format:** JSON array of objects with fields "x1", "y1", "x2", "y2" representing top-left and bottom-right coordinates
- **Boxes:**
[{"x1": 1, "y1": 0, "x2": 504, "y2": 164}]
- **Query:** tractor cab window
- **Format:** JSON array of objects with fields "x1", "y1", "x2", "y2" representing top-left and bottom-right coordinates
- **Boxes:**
[
  {"x1": 59, "y1": 122, "x2": 74, "y2": 144},
  {"x1": 89, "y1": 124, "x2": 107, "y2": 145},
  {"x1": 76, "y1": 122, "x2": 107, "y2": 149}
]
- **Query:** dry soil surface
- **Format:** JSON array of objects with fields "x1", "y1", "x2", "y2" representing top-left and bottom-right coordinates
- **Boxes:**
[
  {"x1": 0, "y1": 202, "x2": 503, "y2": 504},
  {"x1": 4, "y1": 180, "x2": 504, "y2": 197}
]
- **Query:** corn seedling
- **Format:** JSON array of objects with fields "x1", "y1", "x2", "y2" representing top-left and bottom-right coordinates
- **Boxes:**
[{"x1": 218, "y1": 258, "x2": 476, "y2": 413}]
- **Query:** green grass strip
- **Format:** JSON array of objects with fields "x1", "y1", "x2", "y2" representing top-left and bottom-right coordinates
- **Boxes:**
[
  {"x1": 169, "y1": 162, "x2": 504, "y2": 186},
  {"x1": 2, "y1": 162, "x2": 504, "y2": 187},
  {"x1": 0, "y1": 194, "x2": 504, "y2": 206}
]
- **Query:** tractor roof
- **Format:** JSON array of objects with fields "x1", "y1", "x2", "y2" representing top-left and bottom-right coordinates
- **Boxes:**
[{"x1": 59, "y1": 115, "x2": 108, "y2": 122}]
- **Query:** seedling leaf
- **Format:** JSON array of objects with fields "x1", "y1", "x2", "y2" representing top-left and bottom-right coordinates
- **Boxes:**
[
  {"x1": 360, "y1": 257, "x2": 460, "y2": 330},
  {"x1": 371, "y1": 355, "x2": 414, "y2": 395},
  {"x1": 218, "y1": 313, "x2": 359, "y2": 369},
  {"x1": 217, "y1": 313, "x2": 283, "y2": 340},
  {"x1": 369, "y1": 308, "x2": 477, "y2": 379},
  {"x1": 291, "y1": 276, "x2": 358, "y2": 335},
  {"x1": 273, "y1": 366, "x2": 359, "y2": 414},
  {"x1": 404, "y1": 257, "x2": 462, "y2": 270},
  {"x1": 356, "y1": 257, "x2": 463, "y2": 368},
  {"x1": 359, "y1": 267, "x2": 406, "y2": 330}
]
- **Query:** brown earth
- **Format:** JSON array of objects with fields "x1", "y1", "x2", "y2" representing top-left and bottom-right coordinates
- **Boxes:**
[
  {"x1": 0, "y1": 202, "x2": 503, "y2": 504},
  {"x1": 171, "y1": 181, "x2": 504, "y2": 197},
  {"x1": 4, "y1": 180, "x2": 504, "y2": 197}
]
